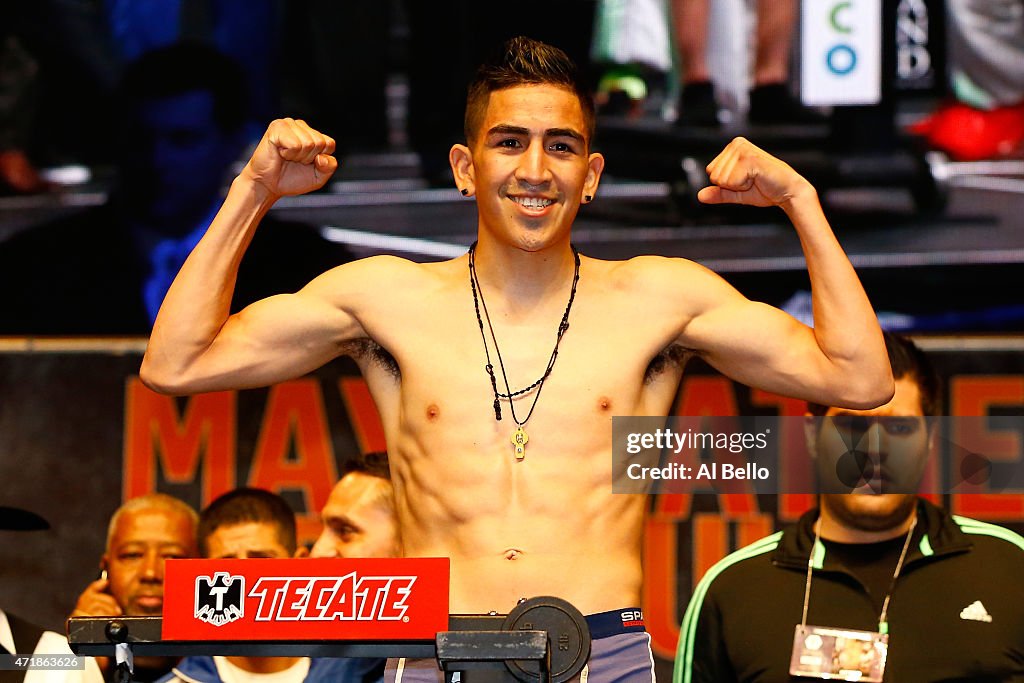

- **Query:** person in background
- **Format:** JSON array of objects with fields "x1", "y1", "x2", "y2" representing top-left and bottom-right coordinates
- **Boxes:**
[
  {"x1": 673, "y1": 0, "x2": 825, "y2": 126},
  {"x1": 310, "y1": 452, "x2": 400, "y2": 560},
  {"x1": 675, "y1": 333, "x2": 1024, "y2": 682},
  {"x1": 37, "y1": 494, "x2": 199, "y2": 683},
  {"x1": 911, "y1": 0, "x2": 1024, "y2": 160},
  {"x1": 0, "y1": 42, "x2": 351, "y2": 335}
]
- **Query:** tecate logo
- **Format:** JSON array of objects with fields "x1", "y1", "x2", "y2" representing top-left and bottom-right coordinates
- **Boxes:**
[
  {"x1": 247, "y1": 573, "x2": 417, "y2": 622},
  {"x1": 195, "y1": 572, "x2": 245, "y2": 627}
]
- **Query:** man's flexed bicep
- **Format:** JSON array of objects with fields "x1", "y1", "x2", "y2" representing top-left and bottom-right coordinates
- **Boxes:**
[
  {"x1": 685, "y1": 293, "x2": 859, "y2": 407},
  {"x1": 141, "y1": 259, "x2": 381, "y2": 395},
  {"x1": 675, "y1": 137, "x2": 892, "y2": 410},
  {"x1": 680, "y1": 269, "x2": 891, "y2": 410},
  {"x1": 141, "y1": 118, "x2": 352, "y2": 395}
]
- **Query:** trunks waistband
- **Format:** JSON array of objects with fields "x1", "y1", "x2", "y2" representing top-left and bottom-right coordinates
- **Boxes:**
[{"x1": 585, "y1": 607, "x2": 646, "y2": 640}]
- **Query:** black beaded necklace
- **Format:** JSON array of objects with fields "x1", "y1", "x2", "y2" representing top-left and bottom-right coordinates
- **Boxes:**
[{"x1": 468, "y1": 242, "x2": 580, "y2": 460}]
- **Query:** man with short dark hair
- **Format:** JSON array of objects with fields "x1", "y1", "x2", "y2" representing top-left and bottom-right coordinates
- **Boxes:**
[
  {"x1": 196, "y1": 487, "x2": 298, "y2": 560},
  {"x1": 160, "y1": 488, "x2": 383, "y2": 683},
  {"x1": 143, "y1": 36, "x2": 893, "y2": 681},
  {"x1": 311, "y1": 452, "x2": 400, "y2": 560},
  {"x1": 674, "y1": 333, "x2": 1024, "y2": 682}
]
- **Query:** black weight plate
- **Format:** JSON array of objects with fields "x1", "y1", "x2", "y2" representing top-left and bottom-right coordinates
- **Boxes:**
[{"x1": 502, "y1": 596, "x2": 590, "y2": 683}]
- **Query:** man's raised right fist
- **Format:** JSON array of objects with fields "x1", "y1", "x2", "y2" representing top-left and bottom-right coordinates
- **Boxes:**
[{"x1": 241, "y1": 118, "x2": 338, "y2": 198}]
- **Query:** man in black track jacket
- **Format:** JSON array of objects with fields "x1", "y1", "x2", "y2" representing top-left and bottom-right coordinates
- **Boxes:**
[{"x1": 675, "y1": 333, "x2": 1024, "y2": 683}]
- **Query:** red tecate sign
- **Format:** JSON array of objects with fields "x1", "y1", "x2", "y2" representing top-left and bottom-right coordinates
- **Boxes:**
[{"x1": 162, "y1": 558, "x2": 449, "y2": 641}]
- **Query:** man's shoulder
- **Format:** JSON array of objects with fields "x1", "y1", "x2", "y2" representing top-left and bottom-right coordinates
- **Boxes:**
[
  {"x1": 158, "y1": 655, "x2": 218, "y2": 682},
  {"x1": 32, "y1": 630, "x2": 106, "y2": 682},
  {"x1": 951, "y1": 515, "x2": 1024, "y2": 558},
  {"x1": 32, "y1": 630, "x2": 71, "y2": 653},
  {"x1": 313, "y1": 253, "x2": 461, "y2": 292},
  {"x1": 587, "y1": 253, "x2": 728, "y2": 297},
  {"x1": 2, "y1": 610, "x2": 48, "y2": 651},
  {"x1": 695, "y1": 531, "x2": 785, "y2": 597},
  {"x1": 587, "y1": 253, "x2": 701, "y2": 275},
  {"x1": 680, "y1": 530, "x2": 787, "y2": 665}
]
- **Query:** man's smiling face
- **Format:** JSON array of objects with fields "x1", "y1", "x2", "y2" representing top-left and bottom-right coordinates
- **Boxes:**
[{"x1": 460, "y1": 84, "x2": 603, "y2": 252}]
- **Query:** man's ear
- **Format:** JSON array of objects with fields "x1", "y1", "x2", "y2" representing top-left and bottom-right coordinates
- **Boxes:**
[
  {"x1": 803, "y1": 412, "x2": 820, "y2": 461},
  {"x1": 293, "y1": 546, "x2": 310, "y2": 559},
  {"x1": 582, "y1": 152, "x2": 605, "y2": 203},
  {"x1": 926, "y1": 418, "x2": 940, "y2": 457},
  {"x1": 450, "y1": 144, "x2": 475, "y2": 196}
]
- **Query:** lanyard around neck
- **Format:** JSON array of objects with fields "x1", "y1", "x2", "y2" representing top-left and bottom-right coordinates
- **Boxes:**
[{"x1": 800, "y1": 512, "x2": 918, "y2": 635}]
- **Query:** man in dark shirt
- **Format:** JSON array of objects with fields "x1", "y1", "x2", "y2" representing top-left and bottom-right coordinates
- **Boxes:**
[{"x1": 675, "y1": 333, "x2": 1024, "y2": 682}]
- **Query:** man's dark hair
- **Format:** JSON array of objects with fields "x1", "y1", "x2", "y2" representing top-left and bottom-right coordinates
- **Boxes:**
[
  {"x1": 198, "y1": 487, "x2": 297, "y2": 556},
  {"x1": 119, "y1": 41, "x2": 248, "y2": 133},
  {"x1": 464, "y1": 36, "x2": 595, "y2": 146},
  {"x1": 808, "y1": 332, "x2": 942, "y2": 417},
  {"x1": 339, "y1": 451, "x2": 391, "y2": 481}
]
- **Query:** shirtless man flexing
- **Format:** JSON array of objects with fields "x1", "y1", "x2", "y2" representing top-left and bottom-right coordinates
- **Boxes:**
[{"x1": 141, "y1": 37, "x2": 893, "y2": 681}]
